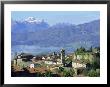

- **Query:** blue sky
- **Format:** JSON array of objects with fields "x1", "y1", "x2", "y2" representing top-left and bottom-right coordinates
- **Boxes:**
[{"x1": 11, "y1": 11, "x2": 100, "y2": 25}]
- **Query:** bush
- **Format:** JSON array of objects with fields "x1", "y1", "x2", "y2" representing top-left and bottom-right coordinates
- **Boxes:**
[
  {"x1": 82, "y1": 69, "x2": 88, "y2": 76},
  {"x1": 63, "y1": 68, "x2": 75, "y2": 77},
  {"x1": 87, "y1": 69, "x2": 100, "y2": 77},
  {"x1": 91, "y1": 60, "x2": 100, "y2": 70},
  {"x1": 96, "y1": 69, "x2": 100, "y2": 76},
  {"x1": 59, "y1": 67, "x2": 64, "y2": 72},
  {"x1": 70, "y1": 68, "x2": 75, "y2": 76},
  {"x1": 44, "y1": 71, "x2": 52, "y2": 77}
]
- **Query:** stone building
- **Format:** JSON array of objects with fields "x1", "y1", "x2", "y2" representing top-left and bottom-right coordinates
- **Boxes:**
[{"x1": 60, "y1": 49, "x2": 65, "y2": 66}]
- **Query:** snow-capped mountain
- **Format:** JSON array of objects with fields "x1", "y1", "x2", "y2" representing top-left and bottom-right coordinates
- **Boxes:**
[
  {"x1": 24, "y1": 17, "x2": 43, "y2": 23},
  {"x1": 11, "y1": 17, "x2": 49, "y2": 33},
  {"x1": 12, "y1": 18, "x2": 100, "y2": 49},
  {"x1": 11, "y1": 17, "x2": 100, "y2": 54}
]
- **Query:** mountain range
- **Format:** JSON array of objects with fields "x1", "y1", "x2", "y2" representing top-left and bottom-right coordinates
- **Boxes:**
[{"x1": 11, "y1": 17, "x2": 100, "y2": 54}]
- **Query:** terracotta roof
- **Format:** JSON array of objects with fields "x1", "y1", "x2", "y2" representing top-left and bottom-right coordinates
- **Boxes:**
[{"x1": 28, "y1": 67, "x2": 48, "y2": 73}]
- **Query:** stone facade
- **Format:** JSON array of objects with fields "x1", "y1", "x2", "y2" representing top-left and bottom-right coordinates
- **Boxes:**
[
  {"x1": 72, "y1": 62, "x2": 86, "y2": 68},
  {"x1": 17, "y1": 59, "x2": 22, "y2": 66},
  {"x1": 60, "y1": 49, "x2": 65, "y2": 65}
]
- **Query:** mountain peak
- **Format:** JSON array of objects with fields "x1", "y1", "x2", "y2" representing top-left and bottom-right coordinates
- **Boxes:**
[{"x1": 24, "y1": 17, "x2": 42, "y2": 23}]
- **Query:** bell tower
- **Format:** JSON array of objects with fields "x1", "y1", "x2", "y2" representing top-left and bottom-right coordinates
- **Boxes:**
[{"x1": 61, "y1": 49, "x2": 65, "y2": 66}]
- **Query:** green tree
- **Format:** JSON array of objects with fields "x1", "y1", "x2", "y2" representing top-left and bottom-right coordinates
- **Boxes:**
[
  {"x1": 36, "y1": 72, "x2": 41, "y2": 77},
  {"x1": 82, "y1": 69, "x2": 88, "y2": 76},
  {"x1": 87, "y1": 69, "x2": 99, "y2": 77},
  {"x1": 63, "y1": 68, "x2": 75, "y2": 77},
  {"x1": 59, "y1": 67, "x2": 64, "y2": 72},
  {"x1": 92, "y1": 60, "x2": 100, "y2": 70},
  {"x1": 91, "y1": 53, "x2": 100, "y2": 70},
  {"x1": 75, "y1": 47, "x2": 86, "y2": 53},
  {"x1": 69, "y1": 68, "x2": 75, "y2": 76},
  {"x1": 44, "y1": 71, "x2": 52, "y2": 77},
  {"x1": 63, "y1": 70, "x2": 70, "y2": 77},
  {"x1": 96, "y1": 69, "x2": 100, "y2": 76}
]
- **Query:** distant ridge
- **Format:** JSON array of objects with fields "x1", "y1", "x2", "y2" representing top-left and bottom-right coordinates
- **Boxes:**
[{"x1": 11, "y1": 18, "x2": 100, "y2": 52}]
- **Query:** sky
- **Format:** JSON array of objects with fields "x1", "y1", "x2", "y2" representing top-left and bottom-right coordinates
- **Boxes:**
[{"x1": 11, "y1": 11, "x2": 100, "y2": 25}]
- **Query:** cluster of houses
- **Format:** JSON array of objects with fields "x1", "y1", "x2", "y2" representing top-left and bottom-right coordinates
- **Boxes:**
[
  {"x1": 12, "y1": 49, "x2": 65, "y2": 69},
  {"x1": 12, "y1": 48, "x2": 99, "y2": 75}
]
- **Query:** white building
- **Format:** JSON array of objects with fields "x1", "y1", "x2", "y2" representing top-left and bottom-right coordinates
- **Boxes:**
[
  {"x1": 33, "y1": 57, "x2": 36, "y2": 59},
  {"x1": 30, "y1": 64, "x2": 34, "y2": 68},
  {"x1": 72, "y1": 62, "x2": 86, "y2": 68},
  {"x1": 45, "y1": 61, "x2": 53, "y2": 64},
  {"x1": 45, "y1": 61, "x2": 58, "y2": 65},
  {"x1": 13, "y1": 59, "x2": 17, "y2": 65},
  {"x1": 47, "y1": 56, "x2": 51, "y2": 60},
  {"x1": 42, "y1": 57, "x2": 46, "y2": 60},
  {"x1": 56, "y1": 62, "x2": 62, "y2": 64},
  {"x1": 17, "y1": 59, "x2": 22, "y2": 66},
  {"x1": 18, "y1": 55, "x2": 21, "y2": 59}
]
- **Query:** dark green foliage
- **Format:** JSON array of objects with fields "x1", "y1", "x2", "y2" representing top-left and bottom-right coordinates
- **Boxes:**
[
  {"x1": 87, "y1": 69, "x2": 100, "y2": 77},
  {"x1": 87, "y1": 46, "x2": 92, "y2": 52},
  {"x1": 91, "y1": 52, "x2": 100, "y2": 69},
  {"x1": 82, "y1": 69, "x2": 88, "y2": 76},
  {"x1": 44, "y1": 71, "x2": 52, "y2": 77},
  {"x1": 59, "y1": 67, "x2": 64, "y2": 72},
  {"x1": 76, "y1": 46, "x2": 86, "y2": 53},
  {"x1": 86, "y1": 63, "x2": 92, "y2": 70},
  {"x1": 96, "y1": 69, "x2": 100, "y2": 76},
  {"x1": 91, "y1": 60, "x2": 100, "y2": 70},
  {"x1": 36, "y1": 72, "x2": 41, "y2": 77},
  {"x1": 63, "y1": 69, "x2": 74, "y2": 77},
  {"x1": 63, "y1": 70, "x2": 71, "y2": 77}
]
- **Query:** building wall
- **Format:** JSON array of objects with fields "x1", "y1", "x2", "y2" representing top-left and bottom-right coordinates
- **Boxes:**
[
  {"x1": 17, "y1": 59, "x2": 22, "y2": 66},
  {"x1": 30, "y1": 64, "x2": 34, "y2": 68},
  {"x1": 45, "y1": 61, "x2": 53, "y2": 64},
  {"x1": 13, "y1": 60, "x2": 17, "y2": 65},
  {"x1": 72, "y1": 62, "x2": 86, "y2": 68}
]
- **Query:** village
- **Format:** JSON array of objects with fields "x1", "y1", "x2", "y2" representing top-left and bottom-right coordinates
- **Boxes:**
[{"x1": 11, "y1": 47, "x2": 100, "y2": 77}]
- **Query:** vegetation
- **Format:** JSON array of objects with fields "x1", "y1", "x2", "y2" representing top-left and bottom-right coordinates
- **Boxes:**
[
  {"x1": 44, "y1": 71, "x2": 52, "y2": 77},
  {"x1": 87, "y1": 69, "x2": 100, "y2": 77},
  {"x1": 58, "y1": 67, "x2": 75, "y2": 77},
  {"x1": 76, "y1": 46, "x2": 86, "y2": 53}
]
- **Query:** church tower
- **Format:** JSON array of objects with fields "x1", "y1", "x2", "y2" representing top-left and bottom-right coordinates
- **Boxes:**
[{"x1": 61, "y1": 49, "x2": 65, "y2": 66}]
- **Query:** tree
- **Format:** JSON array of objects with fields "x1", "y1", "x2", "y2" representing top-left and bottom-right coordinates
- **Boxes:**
[
  {"x1": 44, "y1": 71, "x2": 52, "y2": 77},
  {"x1": 80, "y1": 47, "x2": 86, "y2": 52},
  {"x1": 91, "y1": 60, "x2": 100, "y2": 70},
  {"x1": 96, "y1": 69, "x2": 100, "y2": 76},
  {"x1": 89, "y1": 46, "x2": 92, "y2": 52},
  {"x1": 69, "y1": 68, "x2": 75, "y2": 76},
  {"x1": 86, "y1": 63, "x2": 92, "y2": 70},
  {"x1": 36, "y1": 72, "x2": 41, "y2": 77},
  {"x1": 59, "y1": 67, "x2": 64, "y2": 72},
  {"x1": 87, "y1": 69, "x2": 99, "y2": 77},
  {"x1": 82, "y1": 69, "x2": 88, "y2": 76},
  {"x1": 63, "y1": 68, "x2": 75, "y2": 77},
  {"x1": 75, "y1": 47, "x2": 86, "y2": 53},
  {"x1": 91, "y1": 53, "x2": 100, "y2": 70}
]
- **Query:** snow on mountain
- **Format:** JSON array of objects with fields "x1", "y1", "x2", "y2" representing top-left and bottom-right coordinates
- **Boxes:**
[
  {"x1": 11, "y1": 17, "x2": 49, "y2": 33},
  {"x1": 11, "y1": 18, "x2": 100, "y2": 54},
  {"x1": 24, "y1": 17, "x2": 43, "y2": 23},
  {"x1": 12, "y1": 19, "x2": 100, "y2": 47}
]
